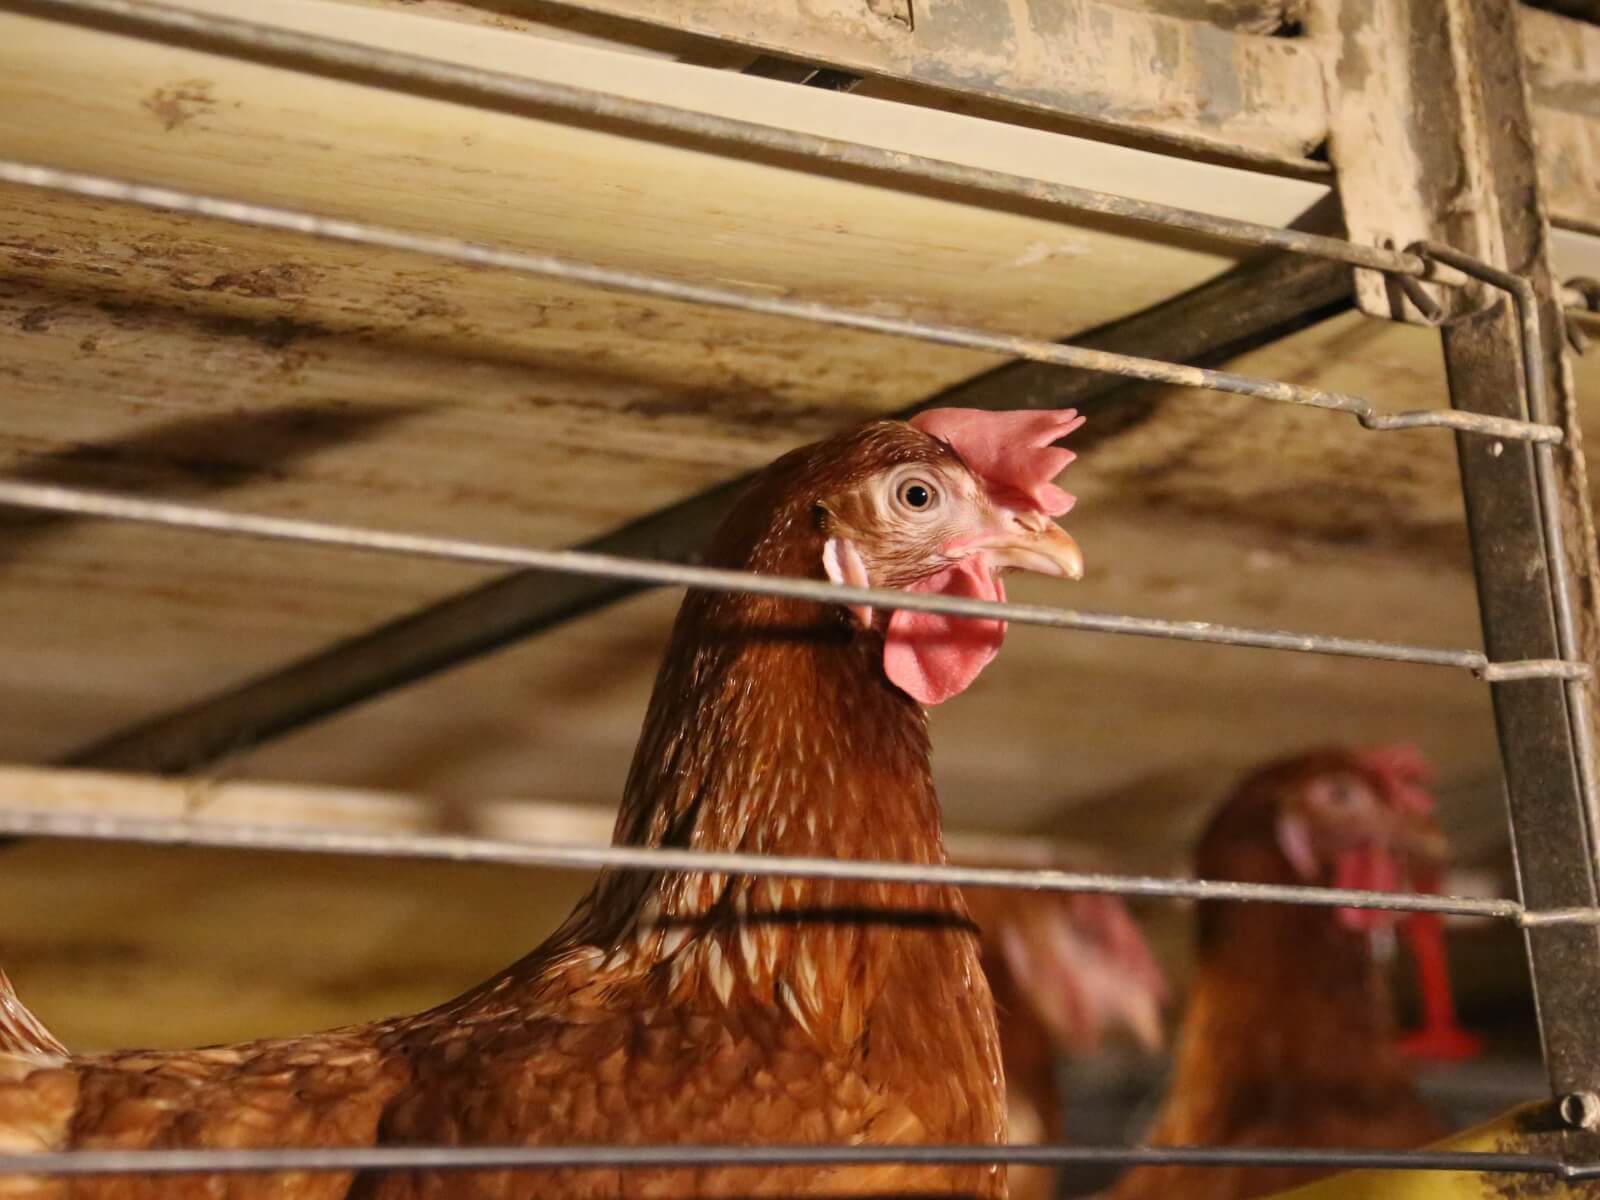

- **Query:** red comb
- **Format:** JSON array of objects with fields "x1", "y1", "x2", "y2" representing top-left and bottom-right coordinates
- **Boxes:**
[
  {"x1": 910, "y1": 408, "x2": 1086, "y2": 517},
  {"x1": 1358, "y1": 743, "x2": 1436, "y2": 815}
]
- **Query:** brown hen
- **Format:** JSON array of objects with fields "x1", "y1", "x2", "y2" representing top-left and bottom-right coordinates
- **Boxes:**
[
  {"x1": 1111, "y1": 747, "x2": 1461, "y2": 1200},
  {"x1": 0, "y1": 407, "x2": 1089, "y2": 1199},
  {"x1": 963, "y1": 884, "x2": 1167, "y2": 1200}
]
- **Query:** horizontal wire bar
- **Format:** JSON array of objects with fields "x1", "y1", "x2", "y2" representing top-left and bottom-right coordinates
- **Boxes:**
[
  {"x1": 3, "y1": 0, "x2": 1433, "y2": 279},
  {"x1": 1479, "y1": 659, "x2": 1591, "y2": 682},
  {"x1": 1521, "y1": 907, "x2": 1600, "y2": 928},
  {"x1": 0, "y1": 479, "x2": 1588, "y2": 681},
  {"x1": 0, "y1": 1142, "x2": 1576, "y2": 1179},
  {"x1": 0, "y1": 807, "x2": 1522, "y2": 920},
  {"x1": 0, "y1": 161, "x2": 1555, "y2": 444}
]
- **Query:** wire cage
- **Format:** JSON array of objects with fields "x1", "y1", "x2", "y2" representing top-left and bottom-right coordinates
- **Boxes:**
[{"x1": 4, "y1": 0, "x2": 1600, "y2": 1191}]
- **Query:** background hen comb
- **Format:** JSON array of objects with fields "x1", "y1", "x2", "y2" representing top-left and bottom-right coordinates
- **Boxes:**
[{"x1": 1357, "y1": 743, "x2": 1437, "y2": 815}]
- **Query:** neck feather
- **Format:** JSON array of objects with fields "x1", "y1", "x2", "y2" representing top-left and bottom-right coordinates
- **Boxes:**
[
  {"x1": 548, "y1": 590, "x2": 966, "y2": 1038},
  {"x1": 602, "y1": 589, "x2": 947, "y2": 917}
]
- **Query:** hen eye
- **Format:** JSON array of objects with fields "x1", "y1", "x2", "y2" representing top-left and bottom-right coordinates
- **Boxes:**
[
  {"x1": 1322, "y1": 777, "x2": 1365, "y2": 808},
  {"x1": 896, "y1": 478, "x2": 937, "y2": 512}
]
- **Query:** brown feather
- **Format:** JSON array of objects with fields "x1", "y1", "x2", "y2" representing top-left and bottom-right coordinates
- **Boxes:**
[
  {"x1": 0, "y1": 974, "x2": 63, "y2": 1062},
  {"x1": 0, "y1": 421, "x2": 1008, "y2": 1199}
]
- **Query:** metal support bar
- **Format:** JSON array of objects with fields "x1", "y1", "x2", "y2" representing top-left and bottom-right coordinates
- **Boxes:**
[
  {"x1": 0, "y1": 1142, "x2": 1575, "y2": 1181},
  {"x1": 1409, "y1": 0, "x2": 1600, "y2": 1107},
  {"x1": 1450, "y1": 309, "x2": 1600, "y2": 1098},
  {"x1": 0, "y1": 805, "x2": 1522, "y2": 920},
  {"x1": 63, "y1": 251, "x2": 1355, "y2": 774}
]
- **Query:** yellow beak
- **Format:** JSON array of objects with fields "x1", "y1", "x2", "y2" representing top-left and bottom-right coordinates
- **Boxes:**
[{"x1": 978, "y1": 515, "x2": 1085, "y2": 581}]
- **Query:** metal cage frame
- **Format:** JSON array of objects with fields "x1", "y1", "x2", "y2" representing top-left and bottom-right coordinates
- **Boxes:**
[{"x1": 3, "y1": 0, "x2": 1600, "y2": 1186}]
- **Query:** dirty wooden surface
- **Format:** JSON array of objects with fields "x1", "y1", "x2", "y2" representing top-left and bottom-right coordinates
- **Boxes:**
[{"x1": 421, "y1": 0, "x2": 1330, "y2": 163}]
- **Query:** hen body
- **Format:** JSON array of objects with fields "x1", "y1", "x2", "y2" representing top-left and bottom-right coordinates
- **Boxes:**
[
  {"x1": 1111, "y1": 750, "x2": 1449, "y2": 1200},
  {"x1": 0, "y1": 415, "x2": 1099, "y2": 1199},
  {"x1": 962, "y1": 889, "x2": 1165, "y2": 1200}
]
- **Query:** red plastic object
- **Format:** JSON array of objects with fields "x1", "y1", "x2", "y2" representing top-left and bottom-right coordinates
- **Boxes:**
[{"x1": 1396, "y1": 902, "x2": 1484, "y2": 1062}]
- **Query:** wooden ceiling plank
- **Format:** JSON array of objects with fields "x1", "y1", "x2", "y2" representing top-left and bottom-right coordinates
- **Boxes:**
[{"x1": 461, "y1": 0, "x2": 1331, "y2": 166}]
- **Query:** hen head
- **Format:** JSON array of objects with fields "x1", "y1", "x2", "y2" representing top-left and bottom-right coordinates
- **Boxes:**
[
  {"x1": 717, "y1": 407, "x2": 1086, "y2": 704},
  {"x1": 1199, "y1": 745, "x2": 1450, "y2": 933},
  {"x1": 980, "y1": 889, "x2": 1169, "y2": 1055}
]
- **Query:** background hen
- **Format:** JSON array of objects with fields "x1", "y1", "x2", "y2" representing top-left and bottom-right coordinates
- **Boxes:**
[
  {"x1": 963, "y1": 882, "x2": 1167, "y2": 1200},
  {"x1": 0, "y1": 407, "x2": 1087, "y2": 1199},
  {"x1": 1110, "y1": 746, "x2": 1460, "y2": 1200}
]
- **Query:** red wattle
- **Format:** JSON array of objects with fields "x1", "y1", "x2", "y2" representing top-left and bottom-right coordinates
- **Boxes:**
[
  {"x1": 1333, "y1": 846, "x2": 1402, "y2": 932},
  {"x1": 882, "y1": 560, "x2": 1006, "y2": 705}
]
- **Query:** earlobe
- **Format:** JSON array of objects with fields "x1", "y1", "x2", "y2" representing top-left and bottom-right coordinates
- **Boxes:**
[
  {"x1": 1276, "y1": 812, "x2": 1319, "y2": 880},
  {"x1": 822, "y1": 536, "x2": 874, "y2": 628}
]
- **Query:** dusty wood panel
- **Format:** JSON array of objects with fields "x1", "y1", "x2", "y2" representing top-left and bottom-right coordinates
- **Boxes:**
[
  {"x1": 341, "y1": 0, "x2": 1307, "y2": 38},
  {"x1": 1310, "y1": 3, "x2": 1599, "y2": 280},
  {"x1": 0, "y1": 767, "x2": 529, "y2": 837},
  {"x1": 333, "y1": 0, "x2": 1595, "y2": 228},
  {"x1": 490, "y1": 0, "x2": 1331, "y2": 164},
  {"x1": 1523, "y1": 7, "x2": 1600, "y2": 232},
  {"x1": 0, "y1": 196, "x2": 983, "y2": 761},
  {"x1": 1097, "y1": 0, "x2": 1302, "y2": 32},
  {"x1": 322, "y1": 0, "x2": 746, "y2": 60},
  {"x1": 1307, "y1": 0, "x2": 1497, "y2": 320},
  {"x1": 1313, "y1": 1, "x2": 1600, "y2": 253},
  {"x1": 0, "y1": 1, "x2": 1298, "y2": 321}
]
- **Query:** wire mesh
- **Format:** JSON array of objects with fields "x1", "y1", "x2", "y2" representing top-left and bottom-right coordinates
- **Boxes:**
[{"x1": 3, "y1": 0, "x2": 1600, "y2": 1186}]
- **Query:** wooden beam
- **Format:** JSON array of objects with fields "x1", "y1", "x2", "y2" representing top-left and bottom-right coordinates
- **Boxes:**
[
  {"x1": 1522, "y1": 6, "x2": 1600, "y2": 232},
  {"x1": 65, "y1": 250, "x2": 1354, "y2": 776},
  {"x1": 0, "y1": 764, "x2": 1112, "y2": 868},
  {"x1": 513, "y1": 0, "x2": 1331, "y2": 167}
]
